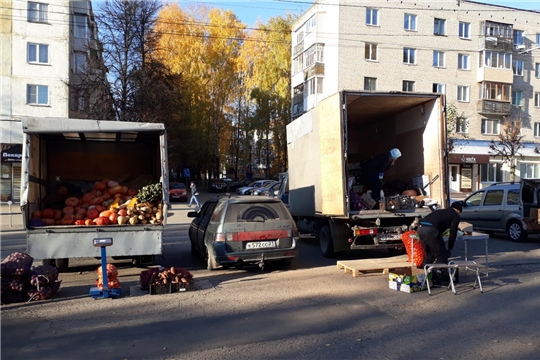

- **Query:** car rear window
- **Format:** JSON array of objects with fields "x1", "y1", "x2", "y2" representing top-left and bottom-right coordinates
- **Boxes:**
[{"x1": 225, "y1": 202, "x2": 292, "y2": 222}]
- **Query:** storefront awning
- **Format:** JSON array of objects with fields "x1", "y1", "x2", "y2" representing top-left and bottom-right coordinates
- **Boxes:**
[{"x1": 448, "y1": 154, "x2": 490, "y2": 164}]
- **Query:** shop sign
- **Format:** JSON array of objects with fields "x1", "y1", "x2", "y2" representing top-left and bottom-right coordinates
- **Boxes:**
[
  {"x1": 449, "y1": 154, "x2": 489, "y2": 164},
  {"x1": 1, "y1": 144, "x2": 22, "y2": 163}
]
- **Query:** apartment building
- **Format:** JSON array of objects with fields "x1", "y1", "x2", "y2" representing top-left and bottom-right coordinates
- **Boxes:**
[
  {"x1": 291, "y1": 0, "x2": 540, "y2": 196},
  {"x1": 0, "y1": 0, "x2": 103, "y2": 202}
]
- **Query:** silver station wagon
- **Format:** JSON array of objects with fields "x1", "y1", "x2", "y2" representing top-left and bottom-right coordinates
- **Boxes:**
[
  {"x1": 188, "y1": 194, "x2": 301, "y2": 270},
  {"x1": 458, "y1": 179, "x2": 540, "y2": 241}
]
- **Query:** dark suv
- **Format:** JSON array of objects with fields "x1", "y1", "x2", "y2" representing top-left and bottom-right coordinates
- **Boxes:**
[{"x1": 188, "y1": 195, "x2": 301, "y2": 270}]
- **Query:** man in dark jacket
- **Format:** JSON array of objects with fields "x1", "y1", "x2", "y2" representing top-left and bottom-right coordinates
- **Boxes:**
[
  {"x1": 418, "y1": 201, "x2": 463, "y2": 265},
  {"x1": 362, "y1": 148, "x2": 402, "y2": 204}
]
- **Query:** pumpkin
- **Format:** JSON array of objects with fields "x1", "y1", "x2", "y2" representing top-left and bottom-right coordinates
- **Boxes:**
[
  {"x1": 31, "y1": 211, "x2": 41, "y2": 219},
  {"x1": 109, "y1": 213, "x2": 118, "y2": 224},
  {"x1": 95, "y1": 205, "x2": 106, "y2": 212},
  {"x1": 89, "y1": 196, "x2": 104, "y2": 206},
  {"x1": 63, "y1": 206, "x2": 75, "y2": 215},
  {"x1": 87, "y1": 208, "x2": 99, "y2": 219},
  {"x1": 55, "y1": 220, "x2": 62, "y2": 225},
  {"x1": 85, "y1": 219, "x2": 93, "y2": 226},
  {"x1": 41, "y1": 218, "x2": 55, "y2": 226},
  {"x1": 63, "y1": 213, "x2": 74, "y2": 220},
  {"x1": 127, "y1": 189, "x2": 138, "y2": 196},
  {"x1": 107, "y1": 180, "x2": 119, "y2": 188},
  {"x1": 65, "y1": 197, "x2": 79, "y2": 207},
  {"x1": 93, "y1": 216, "x2": 109, "y2": 226},
  {"x1": 94, "y1": 182, "x2": 107, "y2": 191},
  {"x1": 102, "y1": 192, "x2": 111, "y2": 201},
  {"x1": 41, "y1": 209, "x2": 55, "y2": 219},
  {"x1": 53, "y1": 209, "x2": 62, "y2": 220},
  {"x1": 61, "y1": 217, "x2": 74, "y2": 225},
  {"x1": 109, "y1": 185, "x2": 124, "y2": 195},
  {"x1": 117, "y1": 209, "x2": 128, "y2": 217},
  {"x1": 101, "y1": 178, "x2": 110, "y2": 185},
  {"x1": 82, "y1": 193, "x2": 94, "y2": 204},
  {"x1": 74, "y1": 219, "x2": 86, "y2": 226},
  {"x1": 100, "y1": 210, "x2": 112, "y2": 218}
]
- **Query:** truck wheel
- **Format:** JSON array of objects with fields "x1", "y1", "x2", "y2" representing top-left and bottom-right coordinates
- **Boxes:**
[
  {"x1": 507, "y1": 220, "x2": 526, "y2": 242},
  {"x1": 55, "y1": 258, "x2": 69, "y2": 272},
  {"x1": 318, "y1": 225, "x2": 335, "y2": 258}
]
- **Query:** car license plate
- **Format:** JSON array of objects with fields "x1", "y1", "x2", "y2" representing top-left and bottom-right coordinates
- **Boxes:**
[{"x1": 246, "y1": 241, "x2": 276, "y2": 249}]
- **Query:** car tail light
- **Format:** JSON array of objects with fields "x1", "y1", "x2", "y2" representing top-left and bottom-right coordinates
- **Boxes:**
[
  {"x1": 283, "y1": 252, "x2": 294, "y2": 256},
  {"x1": 354, "y1": 228, "x2": 378, "y2": 236},
  {"x1": 214, "y1": 233, "x2": 227, "y2": 242}
]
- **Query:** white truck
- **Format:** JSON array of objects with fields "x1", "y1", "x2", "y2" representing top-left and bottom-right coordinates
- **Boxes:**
[
  {"x1": 20, "y1": 117, "x2": 169, "y2": 271},
  {"x1": 280, "y1": 91, "x2": 449, "y2": 257}
]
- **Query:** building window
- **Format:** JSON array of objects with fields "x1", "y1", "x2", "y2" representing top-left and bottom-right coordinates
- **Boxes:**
[
  {"x1": 534, "y1": 122, "x2": 540, "y2": 137},
  {"x1": 520, "y1": 163, "x2": 540, "y2": 179},
  {"x1": 513, "y1": 60, "x2": 524, "y2": 76},
  {"x1": 512, "y1": 90, "x2": 523, "y2": 106},
  {"x1": 537, "y1": 33, "x2": 540, "y2": 46},
  {"x1": 535, "y1": 63, "x2": 540, "y2": 78},
  {"x1": 459, "y1": 22, "x2": 471, "y2": 39},
  {"x1": 457, "y1": 85, "x2": 469, "y2": 102},
  {"x1": 316, "y1": 77, "x2": 323, "y2": 94},
  {"x1": 482, "y1": 51, "x2": 511, "y2": 69},
  {"x1": 74, "y1": 14, "x2": 87, "y2": 39},
  {"x1": 432, "y1": 83, "x2": 445, "y2": 94},
  {"x1": 74, "y1": 53, "x2": 86, "y2": 73},
  {"x1": 434, "y1": 18, "x2": 446, "y2": 35},
  {"x1": 403, "y1": 48, "x2": 416, "y2": 64},
  {"x1": 307, "y1": 78, "x2": 315, "y2": 95},
  {"x1": 402, "y1": 80, "x2": 415, "y2": 92},
  {"x1": 433, "y1": 51, "x2": 445, "y2": 67},
  {"x1": 481, "y1": 119, "x2": 500, "y2": 135},
  {"x1": 306, "y1": 15, "x2": 316, "y2": 33},
  {"x1": 27, "y1": 43, "x2": 48, "y2": 64},
  {"x1": 26, "y1": 84, "x2": 48, "y2": 105},
  {"x1": 458, "y1": 54, "x2": 469, "y2": 70},
  {"x1": 293, "y1": 54, "x2": 303, "y2": 73},
  {"x1": 27, "y1": 2, "x2": 48, "y2": 23},
  {"x1": 364, "y1": 77, "x2": 377, "y2": 91},
  {"x1": 513, "y1": 30, "x2": 524, "y2": 45},
  {"x1": 456, "y1": 118, "x2": 469, "y2": 134},
  {"x1": 404, "y1": 14, "x2": 417, "y2": 31},
  {"x1": 535, "y1": 93, "x2": 540, "y2": 108},
  {"x1": 481, "y1": 82, "x2": 511, "y2": 101},
  {"x1": 366, "y1": 8, "x2": 379, "y2": 26},
  {"x1": 481, "y1": 163, "x2": 503, "y2": 182},
  {"x1": 365, "y1": 43, "x2": 378, "y2": 61}
]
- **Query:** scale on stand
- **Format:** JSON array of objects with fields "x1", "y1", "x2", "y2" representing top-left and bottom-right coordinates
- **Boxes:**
[{"x1": 89, "y1": 237, "x2": 121, "y2": 299}]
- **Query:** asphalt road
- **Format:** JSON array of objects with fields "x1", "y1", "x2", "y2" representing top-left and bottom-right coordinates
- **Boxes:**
[{"x1": 2, "y1": 192, "x2": 540, "y2": 360}]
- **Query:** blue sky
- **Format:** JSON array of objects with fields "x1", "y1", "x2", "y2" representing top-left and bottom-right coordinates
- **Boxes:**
[{"x1": 179, "y1": 0, "x2": 539, "y2": 26}]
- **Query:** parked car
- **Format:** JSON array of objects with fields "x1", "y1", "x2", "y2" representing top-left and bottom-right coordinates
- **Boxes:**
[
  {"x1": 237, "y1": 180, "x2": 274, "y2": 195},
  {"x1": 262, "y1": 181, "x2": 282, "y2": 197},
  {"x1": 188, "y1": 195, "x2": 301, "y2": 270},
  {"x1": 229, "y1": 178, "x2": 256, "y2": 192},
  {"x1": 457, "y1": 180, "x2": 540, "y2": 242},
  {"x1": 169, "y1": 182, "x2": 188, "y2": 202},
  {"x1": 251, "y1": 181, "x2": 280, "y2": 196},
  {"x1": 209, "y1": 178, "x2": 229, "y2": 193}
]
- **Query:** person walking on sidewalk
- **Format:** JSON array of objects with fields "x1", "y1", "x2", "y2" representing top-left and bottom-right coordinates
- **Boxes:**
[{"x1": 188, "y1": 182, "x2": 200, "y2": 208}]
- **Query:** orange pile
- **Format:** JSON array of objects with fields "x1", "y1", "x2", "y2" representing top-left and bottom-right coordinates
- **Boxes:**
[
  {"x1": 95, "y1": 263, "x2": 121, "y2": 289},
  {"x1": 401, "y1": 230, "x2": 425, "y2": 267}
]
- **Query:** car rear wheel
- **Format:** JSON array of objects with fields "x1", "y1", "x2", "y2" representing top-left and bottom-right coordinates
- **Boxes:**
[
  {"x1": 507, "y1": 220, "x2": 526, "y2": 242},
  {"x1": 318, "y1": 225, "x2": 335, "y2": 258}
]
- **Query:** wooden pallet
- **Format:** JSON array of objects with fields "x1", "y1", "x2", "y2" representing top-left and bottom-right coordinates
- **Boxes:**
[{"x1": 337, "y1": 255, "x2": 412, "y2": 277}]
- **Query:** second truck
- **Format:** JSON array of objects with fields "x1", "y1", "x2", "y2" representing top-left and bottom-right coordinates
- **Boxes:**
[{"x1": 279, "y1": 91, "x2": 449, "y2": 257}]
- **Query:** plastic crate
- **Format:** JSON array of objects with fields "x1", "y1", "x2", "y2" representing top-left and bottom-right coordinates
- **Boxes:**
[{"x1": 149, "y1": 283, "x2": 193, "y2": 295}]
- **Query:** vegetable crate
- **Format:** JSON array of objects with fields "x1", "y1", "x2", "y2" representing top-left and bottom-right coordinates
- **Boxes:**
[{"x1": 149, "y1": 283, "x2": 193, "y2": 295}]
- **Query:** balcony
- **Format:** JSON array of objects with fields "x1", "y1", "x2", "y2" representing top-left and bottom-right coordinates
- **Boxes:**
[
  {"x1": 478, "y1": 36, "x2": 513, "y2": 52},
  {"x1": 294, "y1": 41, "x2": 304, "y2": 56},
  {"x1": 477, "y1": 66, "x2": 513, "y2": 84},
  {"x1": 303, "y1": 62, "x2": 325, "y2": 79},
  {"x1": 476, "y1": 99, "x2": 511, "y2": 116}
]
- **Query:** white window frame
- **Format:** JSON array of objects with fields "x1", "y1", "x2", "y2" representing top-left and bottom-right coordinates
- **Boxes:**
[
  {"x1": 404, "y1": 14, "x2": 417, "y2": 31},
  {"x1": 26, "y1": 84, "x2": 49, "y2": 105},
  {"x1": 520, "y1": 163, "x2": 540, "y2": 179},
  {"x1": 513, "y1": 30, "x2": 524, "y2": 45},
  {"x1": 481, "y1": 163, "x2": 503, "y2": 182},
  {"x1": 457, "y1": 85, "x2": 470, "y2": 102},
  {"x1": 308, "y1": 78, "x2": 315, "y2": 95},
  {"x1": 365, "y1": 43, "x2": 378, "y2": 61},
  {"x1": 458, "y1": 54, "x2": 469, "y2": 70},
  {"x1": 481, "y1": 82, "x2": 511, "y2": 101},
  {"x1": 483, "y1": 51, "x2": 512, "y2": 69},
  {"x1": 28, "y1": 2, "x2": 48, "y2": 23},
  {"x1": 456, "y1": 118, "x2": 469, "y2": 134},
  {"x1": 27, "y1": 43, "x2": 49, "y2": 64},
  {"x1": 459, "y1": 22, "x2": 471, "y2": 39},
  {"x1": 433, "y1": 51, "x2": 445, "y2": 67},
  {"x1": 402, "y1": 80, "x2": 415, "y2": 92},
  {"x1": 512, "y1": 90, "x2": 523, "y2": 106},
  {"x1": 534, "y1": 122, "x2": 540, "y2": 137},
  {"x1": 434, "y1": 18, "x2": 446, "y2": 35},
  {"x1": 481, "y1": 119, "x2": 500, "y2": 135},
  {"x1": 364, "y1": 77, "x2": 377, "y2": 91},
  {"x1": 366, "y1": 8, "x2": 379, "y2": 26},
  {"x1": 293, "y1": 54, "x2": 303, "y2": 73},
  {"x1": 316, "y1": 77, "x2": 323, "y2": 94},
  {"x1": 306, "y1": 15, "x2": 316, "y2": 34},
  {"x1": 74, "y1": 14, "x2": 87, "y2": 39},
  {"x1": 403, "y1": 48, "x2": 416, "y2": 64},
  {"x1": 432, "y1": 83, "x2": 445, "y2": 94},
  {"x1": 535, "y1": 92, "x2": 540, "y2": 108},
  {"x1": 513, "y1": 60, "x2": 524, "y2": 76}
]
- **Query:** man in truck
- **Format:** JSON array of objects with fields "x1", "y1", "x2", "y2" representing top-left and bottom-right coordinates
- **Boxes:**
[{"x1": 361, "y1": 148, "x2": 402, "y2": 208}]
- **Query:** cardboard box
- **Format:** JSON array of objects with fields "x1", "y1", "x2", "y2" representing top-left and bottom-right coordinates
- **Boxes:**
[
  {"x1": 459, "y1": 222, "x2": 474, "y2": 234},
  {"x1": 388, "y1": 267, "x2": 431, "y2": 293},
  {"x1": 528, "y1": 208, "x2": 539, "y2": 220}
]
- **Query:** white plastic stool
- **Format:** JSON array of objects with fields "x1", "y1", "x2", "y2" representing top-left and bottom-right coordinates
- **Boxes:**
[
  {"x1": 422, "y1": 263, "x2": 459, "y2": 295},
  {"x1": 448, "y1": 260, "x2": 483, "y2": 294}
]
